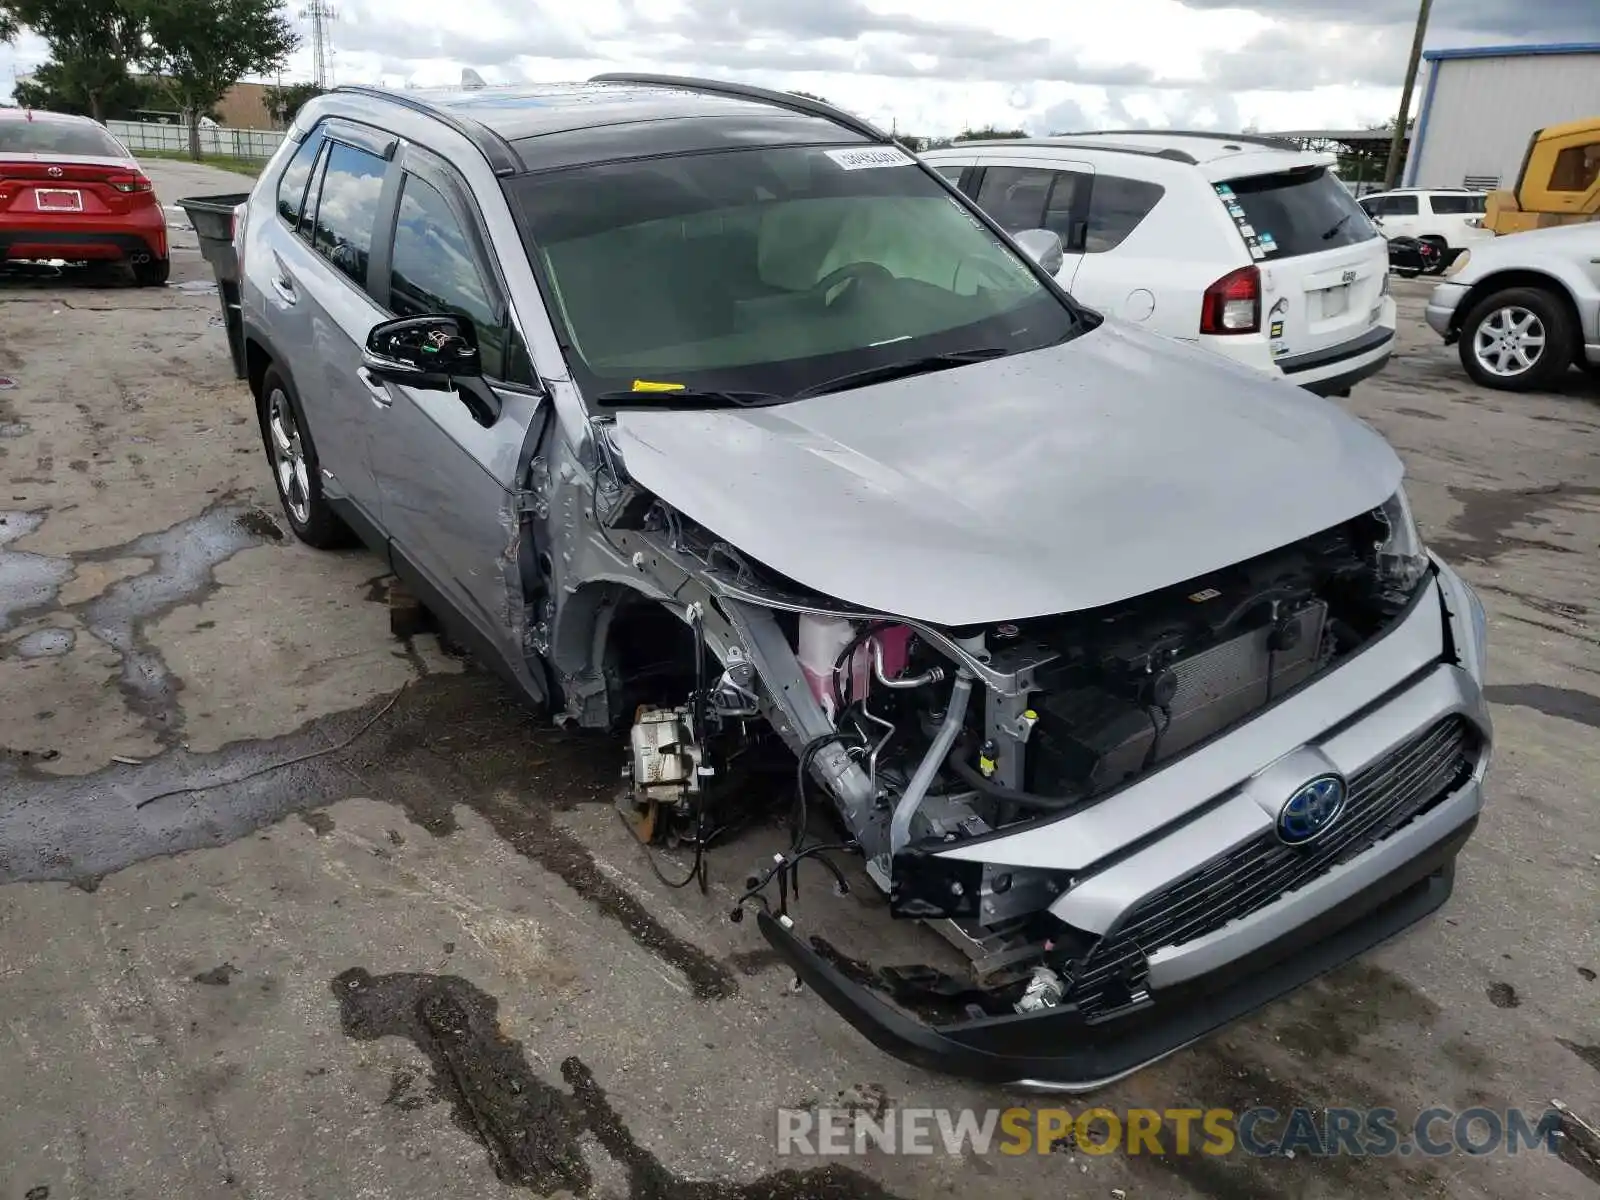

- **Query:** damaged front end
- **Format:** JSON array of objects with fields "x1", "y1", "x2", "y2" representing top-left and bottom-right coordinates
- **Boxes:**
[{"x1": 540, "y1": 419, "x2": 1491, "y2": 1087}]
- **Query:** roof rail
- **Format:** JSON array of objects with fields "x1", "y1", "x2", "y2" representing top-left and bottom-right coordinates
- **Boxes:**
[
  {"x1": 948, "y1": 136, "x2": 1200, "y2": 165},
  {"x1": 1044, "y1": 138, "x2": 1198, "y2": 164},
  {"x1": 1060, "y1": 128, "x2": 1301, "y2": 153},
  {"x1": 588, "y1": 73, "x2": 892, "y2": 144},
  {"x1": 333, "y1": 85, "x2": 525, "y2": 176}
]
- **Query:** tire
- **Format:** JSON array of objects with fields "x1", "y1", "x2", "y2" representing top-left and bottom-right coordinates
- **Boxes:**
[
  {"x1": 1457, "y1": 286, "x2": 1576, "y2": 393},
  {"x1": 257, "y1": 366, "x2": 356, "y2": 549},
  {"x1": 1420, "y1": 236, "x2": 1449, "y2": 275},
  {"x1": 131, "y1": 257, "x2": 170, "y2": 287}
]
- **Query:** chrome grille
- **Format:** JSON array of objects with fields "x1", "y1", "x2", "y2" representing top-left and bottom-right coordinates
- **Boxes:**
[{"x1": 1069, "y1": 716, "x2": 1476, "y2": 1017}]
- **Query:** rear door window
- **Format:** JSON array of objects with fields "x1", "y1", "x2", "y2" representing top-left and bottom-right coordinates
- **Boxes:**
[
  {"x1": 974, "y1": 166, "x2": 1087, "y2": 249},
  {"x1": 1084, "y1": 176, "x2": 1164, "y2": 252},
  {"x1": 974, "y1": 167, "x2": 1054, "y2": 232},
  {"x1": 1215, "y1": 166, "x2": 1378, "y2": 259},
  {"x1": 310, "y1": 141, "x2": 388, "y2": 289}
]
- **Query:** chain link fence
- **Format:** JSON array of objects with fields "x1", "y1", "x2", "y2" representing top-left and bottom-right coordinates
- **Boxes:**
[{"x1": 107, "y1": 120, "x2": 286, "y2": 161}]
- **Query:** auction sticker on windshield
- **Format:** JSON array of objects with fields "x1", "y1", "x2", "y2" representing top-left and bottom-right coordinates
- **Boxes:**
[{"x1": 825, "y1": 146, "x2": 914, "y2": 170}]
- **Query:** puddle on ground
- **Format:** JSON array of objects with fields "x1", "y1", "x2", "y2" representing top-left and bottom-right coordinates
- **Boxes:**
[
  {"x1": 0, "y1": 512, "x2": 74, "y2": 633},
  {"x1": 11, "y1": 627, "x2": 75, "y2": 658},
  {"x1": 0, "y1": 501, "x2": 283, "y2": 749},
  {"x1": 333, "y1": 968, "x2": 902, "y2": 1199},
  {"x1": 1428, "y1": 482, "x2": 1600, "y2": 563},
  {"x1": 1484, "y1": 684, "x2": 1600, "y2": 732},
  {"x1": 0, "y1": 422, "x2": 27, "y2": 438},
  {"x1": 75, "y1": 503, "x2": 272, "y2": 741}
]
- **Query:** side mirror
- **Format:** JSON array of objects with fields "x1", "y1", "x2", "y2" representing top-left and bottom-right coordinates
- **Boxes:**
[
  {"x1": 361, "y1": 314, "x2": 501, "y2": 427},
  {"x1": 1013, "y1": 228, "x2": 1065, "y2": 276},
  {"x1": 362, "y1": 314, "x2": 481, "y2": 390}
]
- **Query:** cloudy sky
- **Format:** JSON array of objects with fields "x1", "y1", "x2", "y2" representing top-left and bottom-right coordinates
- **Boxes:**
[{"x1": 2, "y1": 0, "x2": 1595, "y2": 135}]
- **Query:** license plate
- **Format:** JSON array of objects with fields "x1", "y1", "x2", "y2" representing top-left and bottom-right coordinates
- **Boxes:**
[
  {"x1": 35, "y1": 188, "x2": 82, "y2": 212},
  {"x1": 1321, "y1": 285, "x2": 1349, "y2": 319}
]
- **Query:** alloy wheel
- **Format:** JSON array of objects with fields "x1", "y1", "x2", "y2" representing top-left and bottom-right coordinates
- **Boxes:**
[
  {"x1": 1472, "y1": 306, "x2": 1546, "y2": 378},
  {"x1": 267, "y1": 387, "x2": 312, "y2": 525}
]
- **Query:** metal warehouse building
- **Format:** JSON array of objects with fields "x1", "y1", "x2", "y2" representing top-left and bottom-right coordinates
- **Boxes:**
[{"x1": 1404, "y1": 42, "x2": 1600, "y2": 190}]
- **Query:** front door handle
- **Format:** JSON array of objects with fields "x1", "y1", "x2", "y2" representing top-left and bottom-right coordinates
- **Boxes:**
[
  {"x1": 357, "y1": 367, "x2": 392, "y2": 408},
  {"x1": 269, "y1": 273, "x2": 297, "y2": 305}
]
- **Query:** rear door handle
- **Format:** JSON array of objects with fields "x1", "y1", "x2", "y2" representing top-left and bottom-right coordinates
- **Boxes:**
[
  {"x1": 357, "y1": 367, "x2": 392, "y2": 408},
  {"x1": 269, "y1": 273, "x2": 297, "y2": 304}
]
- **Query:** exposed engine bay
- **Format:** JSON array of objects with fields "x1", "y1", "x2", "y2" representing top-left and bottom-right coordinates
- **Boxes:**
[{"x1": 549, "y1": 459, "x2": 1429, "y2": 1018}]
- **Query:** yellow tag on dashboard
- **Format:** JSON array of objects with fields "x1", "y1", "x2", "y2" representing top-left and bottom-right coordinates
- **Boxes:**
[{"x1": 631, "y1": 379, "x2": 685, "y2": 392}]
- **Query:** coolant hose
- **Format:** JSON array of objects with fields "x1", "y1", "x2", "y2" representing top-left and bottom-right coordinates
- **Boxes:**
[
  {"x1": 888, "y1": 670, "x2": 975, "y2": 858},
  {"x1": 945, "y1": 734, "x2": 1084, "y2": 811}
]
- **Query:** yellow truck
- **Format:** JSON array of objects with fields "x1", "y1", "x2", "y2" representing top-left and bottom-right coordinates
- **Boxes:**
[{"x1": 1485, "y1": 117, "x2": 1600, "y2": 235}]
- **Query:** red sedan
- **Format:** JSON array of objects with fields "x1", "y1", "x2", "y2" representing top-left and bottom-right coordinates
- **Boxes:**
[{"x1": 0, "y1": 108, "x2": 169, "y2": 286}]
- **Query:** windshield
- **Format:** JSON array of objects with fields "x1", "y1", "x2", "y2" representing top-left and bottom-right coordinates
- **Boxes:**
[
  {"x1": 1217, "y1": 166, "x2": 1379, "y2": 260},
  {"x1": 504, "y1": 143, "x2": 1078, "y2": 400},
  {"x1": 0, "y1": 119, "x2": 128, "y2": 157}
]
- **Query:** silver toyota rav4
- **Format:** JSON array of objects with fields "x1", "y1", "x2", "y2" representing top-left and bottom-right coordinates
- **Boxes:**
[{"x1": 216, "y1": 75, "x2": 1491, "y2": 1088}]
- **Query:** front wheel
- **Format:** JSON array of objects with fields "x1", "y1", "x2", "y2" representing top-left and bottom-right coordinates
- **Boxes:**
[
  {"x1": 258, "y1": 367, "x2": 355, "y2": 549},
  {"x1": 1457, "y1": 287, "x2": 1576, "y2": 392}
]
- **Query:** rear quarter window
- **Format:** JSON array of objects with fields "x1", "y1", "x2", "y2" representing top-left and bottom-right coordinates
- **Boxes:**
[
  {"x1": 276, "y1": 131, "x2": 324, "y2": 228},
  {"x1": 1215, "y1": 166, "x2": 1378, "y2": 260},
  {"x1": 1429, "y1": 193, "x2": 1486, "y2": 215}
]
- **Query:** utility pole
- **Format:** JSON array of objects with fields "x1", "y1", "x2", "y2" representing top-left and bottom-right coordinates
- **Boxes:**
[
  {"x1": 1384, "y1": 0, "x2": 1433, "y2": 190},
  {"x1": 299, "y1": 1, "x2": 339, "y2": 89}
]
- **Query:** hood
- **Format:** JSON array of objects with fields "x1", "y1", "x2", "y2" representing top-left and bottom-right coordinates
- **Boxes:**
[
  {"x1": 1488, "y1": 221, "x2": 1600, "y2": 250},
  {"x1": 1462, "y1": 222, "x2": 1600, "y2": 281},
  {"x1": 608, "y1": 321, "x2": 1402, "y2": 626}
]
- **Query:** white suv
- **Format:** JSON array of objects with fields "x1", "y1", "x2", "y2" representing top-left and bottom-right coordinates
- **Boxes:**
[
  {"x1": 1358, "y1": 188, "x2": 1494, "y2": 264},
  {"x1": 923, "y1": 132, "x2": 1396, "y2": 396}
]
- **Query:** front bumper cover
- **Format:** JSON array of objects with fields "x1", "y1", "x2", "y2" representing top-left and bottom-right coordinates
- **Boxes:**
[{"x1": 759, "y1": 809, "x2": 1476, "y2": 1090}]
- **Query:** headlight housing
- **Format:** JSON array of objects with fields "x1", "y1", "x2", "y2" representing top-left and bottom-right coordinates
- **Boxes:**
[
  {"x1": 1445, "y1": 249, "x2": 1470, "y2": 277},
  {"x1": 1374, "y1": 488, "x2": 1429, "y2": 596}
]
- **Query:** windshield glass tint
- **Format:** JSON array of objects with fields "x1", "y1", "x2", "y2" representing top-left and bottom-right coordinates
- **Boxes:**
[
  {"x1": 505, "y1": 144, "x2": 1075, "y2": 398},
  {"x1": 0, "y1": 120, "x2": 127, "y2": 157},
  {"x1": 1218, "y1": 166, "x2": 1378, "y2": 259}
]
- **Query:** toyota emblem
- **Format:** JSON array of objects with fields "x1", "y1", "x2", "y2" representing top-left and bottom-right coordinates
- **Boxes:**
[{"x1": 46, "y1": 166, "x2": 64, "y2": 178}]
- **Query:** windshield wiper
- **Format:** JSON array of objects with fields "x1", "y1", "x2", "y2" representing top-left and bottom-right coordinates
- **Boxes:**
[
  {"x1": 590, "y1": 388, "x2": 782, "y2": 409},
  {"x1": 1322, "y1": 212, "x2": 1354, "y2": 240},
  {"x1": 791, "y1": 347, "x2": 1011, "y2": 399}
]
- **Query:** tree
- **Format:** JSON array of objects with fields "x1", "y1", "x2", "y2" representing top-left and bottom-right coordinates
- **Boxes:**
[
  {"x1": 953, "y1": 127, "x2": 1026, "y2": 143},
  {"x1": 264, "y1": 80, "x2": 323, "y2": 127},
  {"x1": 0, "y1": 0, "x2": 147, "y2": 121},
  {"x1": 14, "y1": 57, "x2": 162, "y2": 118},
  {"x1": 134, "y1": 0, "x2": 298, "y2": 159},
  {"x1": 0, "y1": 9, "x2": 18, "y2": 41},
  {"x1": 789, "y1": 90, "x2": 830, "y2": 104}
]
